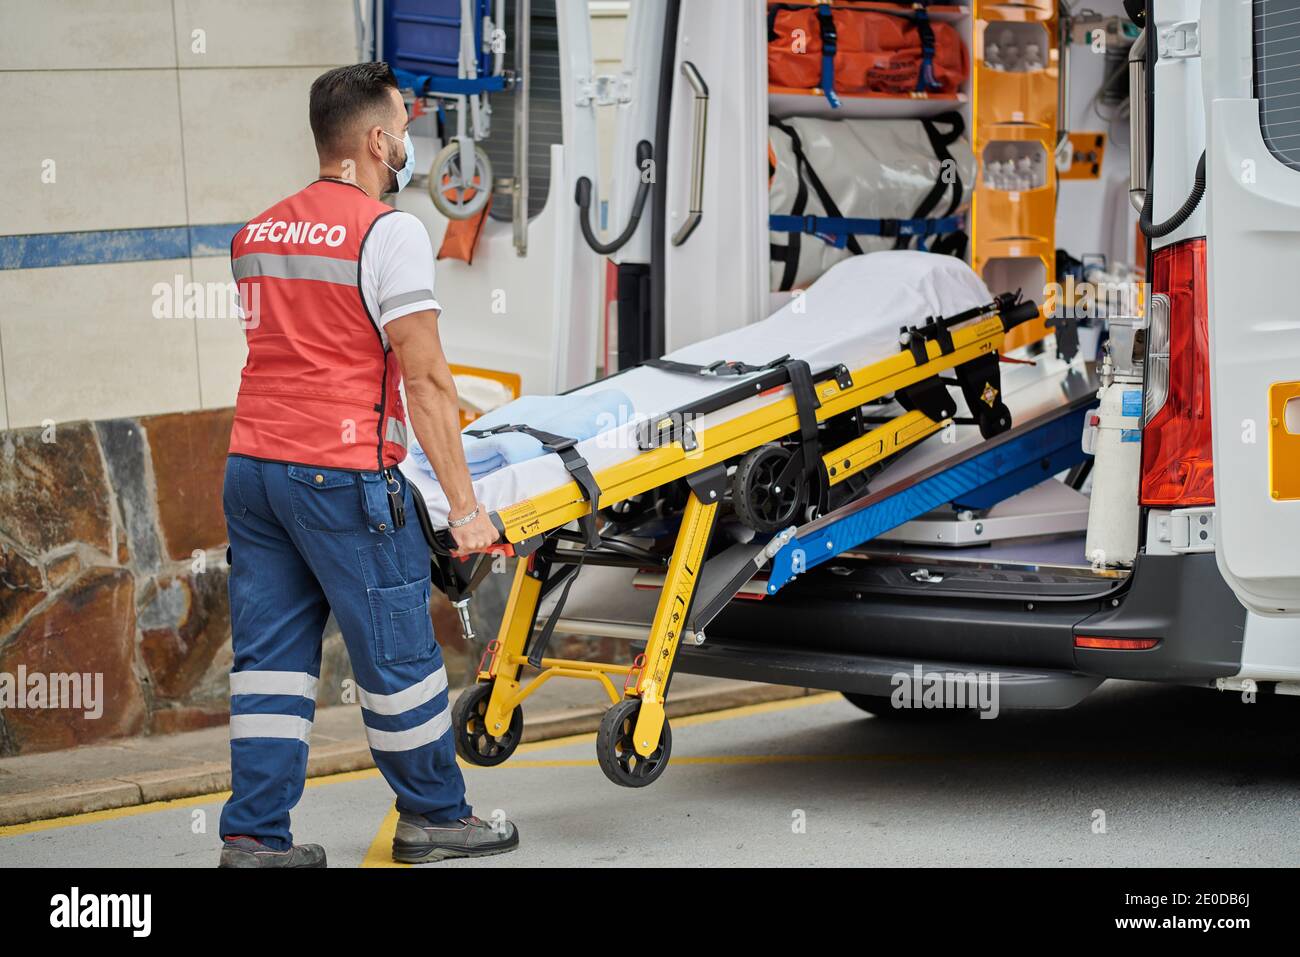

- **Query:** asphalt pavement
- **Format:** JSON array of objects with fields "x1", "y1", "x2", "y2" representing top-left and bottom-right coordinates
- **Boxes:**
[{"x1": 3, "y1": 680, "x2": 1298, "y2": 867}]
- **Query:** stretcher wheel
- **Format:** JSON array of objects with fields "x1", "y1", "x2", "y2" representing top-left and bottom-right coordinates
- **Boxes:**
[
  {"x1": 977, "y1": 402, "x2": 1012, "y2": 440},
  {"x1": 429, "y1": 142, "x2": 493, "y2": 220},
  {"x1": 732, "y1": 444, "x2": 806, "y2": 534},
  {"x1": 596, "y1": 699, "x2": 672, "y2": 788},
  {"x1": 452, "y1": 682, "x2": 523, "y2": 766}
]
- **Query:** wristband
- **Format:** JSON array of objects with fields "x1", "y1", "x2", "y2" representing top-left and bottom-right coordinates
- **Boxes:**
[{"x1": 447, "y1": 505, "x2": 481, "y2": 529}]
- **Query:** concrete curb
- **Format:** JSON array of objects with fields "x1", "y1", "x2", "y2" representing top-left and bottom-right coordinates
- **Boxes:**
[{"x1": 0, "y1": 683, "x2": 816, "y2": 827}]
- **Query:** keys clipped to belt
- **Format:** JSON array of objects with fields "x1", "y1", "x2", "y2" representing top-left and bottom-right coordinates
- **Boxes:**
[{"x1": 383, "y1": 469, "x2": 406, "y2": 529}]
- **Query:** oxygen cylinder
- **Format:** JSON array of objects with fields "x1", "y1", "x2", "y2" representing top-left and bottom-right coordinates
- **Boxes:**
[{"x1": 1082, "y1": 352, "x2": 1143, "y2": 566}]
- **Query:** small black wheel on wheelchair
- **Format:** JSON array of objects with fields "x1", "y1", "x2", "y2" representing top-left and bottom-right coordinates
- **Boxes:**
[
  {"x1": 596, "y1": 698, "x2": 672, "y2": 787},
  {"x1": 732, "y1": 444, "x2": 806, "y2": 533},
  {"x1": 452, "y1": 682, "x2": 523, "y2": 766}
]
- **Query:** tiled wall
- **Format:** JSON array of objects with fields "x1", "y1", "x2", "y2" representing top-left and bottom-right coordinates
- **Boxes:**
[
  {"x1": 0, "y1": 0, "x2": 358, "y2": 430},
  {"x1": 0, "y1": 1, "x2": 634, "y2": 754}
]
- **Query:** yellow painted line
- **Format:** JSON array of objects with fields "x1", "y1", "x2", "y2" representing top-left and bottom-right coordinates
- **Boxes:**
[
  {"x1": 0, "y1": 765, "x2": 382, "y2": 839},
  {"x1": 0, "y1": 790, "x2": 231, "y2": 839},
  {"x1": 465, "y1": 749, "x2": 1170, "y2": 770},
  {"x1": 360, "y1": 806, "x2": 404, "y2": 868},
  {"x1": 0, "y1": 692, "x2": 840, "y2": 839}
]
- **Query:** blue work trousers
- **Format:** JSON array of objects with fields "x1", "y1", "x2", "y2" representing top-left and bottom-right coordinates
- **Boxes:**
[{"x1": 218, "y1": 455, "x2": 471, "y2": 850}]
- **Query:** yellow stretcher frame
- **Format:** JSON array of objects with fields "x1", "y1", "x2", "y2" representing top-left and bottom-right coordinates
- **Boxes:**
[
  {"x1": 443, "y1": 301, "x2": 1028, "y2": 787},
  {"x1": 489, "y1": 313, "x2": 1004, "y2": 545}
]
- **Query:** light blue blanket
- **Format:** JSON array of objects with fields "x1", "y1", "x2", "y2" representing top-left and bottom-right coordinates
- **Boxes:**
[{"x1": 408, "y1": 389, "x2": 632, "y2": 480}]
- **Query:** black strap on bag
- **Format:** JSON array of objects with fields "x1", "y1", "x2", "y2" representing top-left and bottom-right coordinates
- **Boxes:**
[
  {"x1": 770, "y1": 112, "x2": 969, "y2": 287},
  {"x1": 897, "y1": 111, "x2": 968, "y2": 256},
  {"x1": 769, "y1": 119, "x2": 866, "y2": 291},
  {"x1": 463, "y1": 424, "x2": 602, "y2": 548},
  {"x1": 770, "y1": 119, "x2": 811, "y2": 292}
]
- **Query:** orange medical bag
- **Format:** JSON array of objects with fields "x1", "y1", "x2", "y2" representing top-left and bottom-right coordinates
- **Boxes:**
[{"x1": 768, "y1": 2, "x2": 968, "y2": 106}]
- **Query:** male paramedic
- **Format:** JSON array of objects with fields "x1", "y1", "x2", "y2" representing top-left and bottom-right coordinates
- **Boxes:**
[{"x1": 216, "y1": 62, "x2": 517, "y2": 868}]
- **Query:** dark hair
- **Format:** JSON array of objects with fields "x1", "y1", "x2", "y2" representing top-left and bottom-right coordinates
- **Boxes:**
[{"x1": 309, "y1": 62, "x2": 399, "y2": 157}]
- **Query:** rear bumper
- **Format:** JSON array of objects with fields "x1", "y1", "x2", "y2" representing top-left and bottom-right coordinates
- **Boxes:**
[
  {"x1": 677, "y1": 641, "x2": 1102, "y2": 709},
  {"x1": 1072, "y1": 552, "x2": 1246, "y2": 681},
  {"x1": 687, "y1": 552, "x2": 1246, "y2": 702}
]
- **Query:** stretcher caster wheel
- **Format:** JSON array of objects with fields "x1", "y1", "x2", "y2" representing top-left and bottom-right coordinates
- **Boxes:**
[
  {"x1": 977, "y1": 402, "x2": 1012, "y2": 440},
  {"x1": 429, "y1": 142, "x2": 493, "y2": 220},
  {"x1": 732, "y1": 444, "x2": 806, "y2": 534},
  {"x1": 452, "y1": 682, "x2": 522, "y2": 766},
  {"x1": 596, "y1": 699, "x2": 672, "y2": 788}
]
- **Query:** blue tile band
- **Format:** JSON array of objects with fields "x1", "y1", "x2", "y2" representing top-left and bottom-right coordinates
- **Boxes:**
[{"x1": 0, "y1": 223, "x2": 244, "y2": 270}]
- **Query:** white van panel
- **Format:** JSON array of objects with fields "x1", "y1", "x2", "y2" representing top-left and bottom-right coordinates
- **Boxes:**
[
  {"x1": 606, "y1": 0, "x2": 666, "y2": 266},
  {"x1": 661, "y1": 0, "x2": 768, "y2": 349},
  {"x1": 1236, "y1": 611, "x2": 1300, "y2": 681},
  {"x1": 1149, "y1": 0, "x2": 1207, "y2": 249},
  {"x1": 1204, "y1": 0, "x2": 1300, "y2": 616}
]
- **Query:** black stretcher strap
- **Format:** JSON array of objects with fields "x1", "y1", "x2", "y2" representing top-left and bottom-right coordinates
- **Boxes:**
[
  {"x1": 464, "y1": 424, "x2": 602, "y2": 548},
  {"x1": 526, "y1": 559, "x2": 583, "y2": 668},
  {"x1": 785, "y1": 359, "x2": 821, "y2": 477},
  {"x1": 644, "y1": 354, "x2": 791, "y2": 378}
]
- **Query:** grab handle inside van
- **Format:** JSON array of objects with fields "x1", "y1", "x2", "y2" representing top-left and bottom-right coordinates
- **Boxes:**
[{"x1": 671, "y1": 60, "x2": 709, "y2": 247}]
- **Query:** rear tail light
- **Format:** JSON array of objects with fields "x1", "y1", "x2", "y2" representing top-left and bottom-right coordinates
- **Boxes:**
[
  {"x1": 1140, "y1": 238, "x2": 1215, "y2": 506},
  {"x1": 1074, "y1": 636, "x2": 1160, "y2": 651},
  {"x1": 1142, "y1": 292, "x2": 1170, "y2": 422}
]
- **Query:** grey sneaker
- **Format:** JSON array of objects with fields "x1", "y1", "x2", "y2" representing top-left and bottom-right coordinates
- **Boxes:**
[
  {"x1": 218, "y1": 835, "x2": 327, "y2": 868},
  {"x1": 392, "y1": 812, "x2": 520, "y2": 863}
]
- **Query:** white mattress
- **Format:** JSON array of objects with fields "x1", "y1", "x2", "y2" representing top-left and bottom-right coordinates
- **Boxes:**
[{"x1": 403, "y1": 251, "x2": 993, "y2": 525}]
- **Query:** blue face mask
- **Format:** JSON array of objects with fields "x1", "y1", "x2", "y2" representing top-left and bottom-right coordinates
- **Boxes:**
[{"x1": 381, "y1": 129, "x2": 415, "y2": 192}]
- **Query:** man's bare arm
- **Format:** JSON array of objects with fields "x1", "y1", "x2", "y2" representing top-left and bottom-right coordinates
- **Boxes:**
[{"x1": 386, "y1": 309, "x2": 498, "y2": 551}]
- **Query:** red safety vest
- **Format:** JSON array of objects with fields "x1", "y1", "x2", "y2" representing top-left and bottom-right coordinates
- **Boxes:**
[{"x1": 228, "y1": 180, "x2": 408, "y2": 470}]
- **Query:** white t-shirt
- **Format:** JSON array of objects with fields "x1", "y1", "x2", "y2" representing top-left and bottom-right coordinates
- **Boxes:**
[{"x1": 360, "y1": 210, "x2": 442, "y2": 348}]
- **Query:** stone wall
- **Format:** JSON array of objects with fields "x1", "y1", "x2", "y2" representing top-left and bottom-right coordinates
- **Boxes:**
[{"x1": 0, "y1": 408, "x2": 476, "y2": 756}]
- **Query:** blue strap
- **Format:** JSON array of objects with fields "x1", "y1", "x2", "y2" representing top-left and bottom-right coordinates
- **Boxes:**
[
  {"x1": 392, "y1": 67, "x2": 507, "y2": 97},
  {"x1": 815, "y1": 5, "x2": 840, "y2": 108},
  {"x1": 770, "y1": 213, "x2": 965, "y2": 246},
  {"x1": 913, "y1": 9, "x2": 940, "y2": 92}
]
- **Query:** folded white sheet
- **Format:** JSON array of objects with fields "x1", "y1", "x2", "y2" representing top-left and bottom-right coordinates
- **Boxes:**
[
  {"x1": 408, "y1": 388, "x2": 633, "y2": 479},
  {"x1": 402, "y1": 250, "x2": 992, "y2": 525}
]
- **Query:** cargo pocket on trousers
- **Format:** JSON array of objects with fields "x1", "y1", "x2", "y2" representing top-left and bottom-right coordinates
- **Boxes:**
[{"x1": 368, "y1": 578, "x2": 435, "y2": 666}]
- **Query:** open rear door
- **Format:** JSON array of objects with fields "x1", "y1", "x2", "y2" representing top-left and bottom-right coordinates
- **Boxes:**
[
  {"x1": 394, "y1": 0, "x2": 603, "y2": 394},
  {"x1": 1204, "y1": 0, "x2": 1300, "y2": 615},
  {"x1": 660, "y1": 0, "x2": 768, "y2": 351}
]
